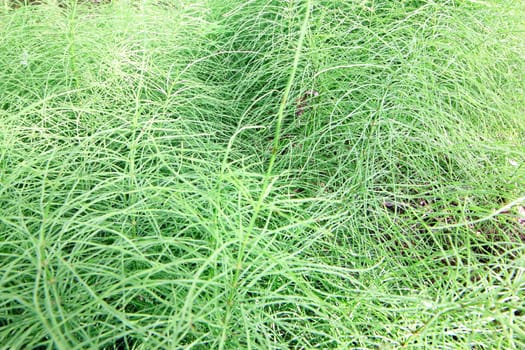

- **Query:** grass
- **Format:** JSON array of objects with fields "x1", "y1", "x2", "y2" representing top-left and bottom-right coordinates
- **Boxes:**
[{"x1": 0, "y1": 0, "x2": 524, "y2": 348}]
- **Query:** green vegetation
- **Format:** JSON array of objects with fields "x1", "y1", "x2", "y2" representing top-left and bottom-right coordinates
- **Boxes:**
[{"x1": 1, "y1": 0, "x2": 524, "y2": 348}]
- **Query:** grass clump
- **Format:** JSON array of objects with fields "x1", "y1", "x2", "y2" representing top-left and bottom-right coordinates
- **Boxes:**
[{"x1": 1, "y1": 0, "x2": 524, "y2": 348}]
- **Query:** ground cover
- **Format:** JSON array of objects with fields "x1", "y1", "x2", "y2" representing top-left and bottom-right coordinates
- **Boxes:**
[{"x1": 0, "y1": 0, "x2": 524, "y2": 348}]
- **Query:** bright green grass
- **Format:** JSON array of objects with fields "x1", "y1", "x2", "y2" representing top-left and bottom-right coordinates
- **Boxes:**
[{"x1": 1, "y1": 0, "x2": 524, "y2": 348}]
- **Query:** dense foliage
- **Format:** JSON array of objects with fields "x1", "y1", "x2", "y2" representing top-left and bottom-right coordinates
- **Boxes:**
[{"x1": 1, "y1": 0, "x2": 524, "y2": 348}]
